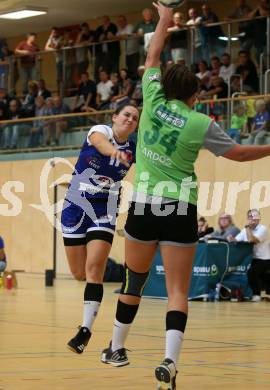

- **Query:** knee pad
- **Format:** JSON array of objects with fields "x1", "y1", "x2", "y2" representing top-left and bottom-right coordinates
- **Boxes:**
[{"x1": 120, "y1": 265, "x2": 149, "y2": 297}]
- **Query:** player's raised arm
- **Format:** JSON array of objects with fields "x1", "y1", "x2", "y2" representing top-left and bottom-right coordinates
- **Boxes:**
[{"x1": 145, "y1": 2, "x2": 173, "y2": 69}]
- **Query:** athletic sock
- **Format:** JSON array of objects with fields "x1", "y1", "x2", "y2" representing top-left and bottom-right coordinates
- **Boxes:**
[
  {"x1": 165, "y1": 311, "x2": 187, "y2": 365},
  {"x1": 82, "y1": 283, "x2": 103, "y2": 331},
  {"x1": 111, "y1": 300, "x2": 139, "y2": 352}
]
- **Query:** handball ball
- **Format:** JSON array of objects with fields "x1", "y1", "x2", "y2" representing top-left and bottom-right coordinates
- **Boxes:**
[{"x1": 159, "y1": 0, "x2": 185, "y2": 8}]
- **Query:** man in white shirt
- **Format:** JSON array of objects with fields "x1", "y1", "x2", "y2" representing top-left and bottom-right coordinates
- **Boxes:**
[
  {"x1": 96, "y1": 70, "x2": 113, "y2": 109},
  {"x1": 116, "y1": 15, "x2": 140, "y2": 79},
  {"x1": 228, "y1": 209, "x2": 270, "y2": 301},
  {"x1": 219, "y1": 53, "x2": 236, "y2": 85},
  {"x1": 186, "y1": 8, "x2": 202, "y2": 63}
]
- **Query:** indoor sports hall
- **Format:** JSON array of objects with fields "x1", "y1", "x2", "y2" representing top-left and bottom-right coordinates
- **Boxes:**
[{"x1": 0, "y1": 1, "x2": 270, "y2": 389}]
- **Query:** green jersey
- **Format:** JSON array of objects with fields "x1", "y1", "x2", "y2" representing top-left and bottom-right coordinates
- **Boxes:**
[
  {"x1": 231, "y1": 114, "x2": 247, "y2": 130},
  {"x1": 135, "y1": 67, "x2": 213, "y2": 205}
]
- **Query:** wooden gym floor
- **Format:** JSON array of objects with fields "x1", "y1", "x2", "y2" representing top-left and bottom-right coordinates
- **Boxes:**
[{"x1": 0, "y1": 273, "x2": 270, "y2": 390}]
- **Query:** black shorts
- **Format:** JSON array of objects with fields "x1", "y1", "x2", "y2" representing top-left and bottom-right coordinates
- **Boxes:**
[{"x1": 125, "y1": 201, "x2": 198, "y2": 246}]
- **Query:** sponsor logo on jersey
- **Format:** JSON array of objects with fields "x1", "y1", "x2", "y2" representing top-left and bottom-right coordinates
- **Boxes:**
[
  {"x1": 91, "y1": 175, "x2": 114, "y2": 188},
  {"x1": 86, "y1": 156, "x2": 100, "y2": 170},
  {"x1": 142, "y1": 147, "x2": 172, "y2": 167},
  {"x1": 148, "y1": 73, "x2": 161, "y2": 82},
  {"x1": 155, "y1": 104, "x2": 187, "y2": 128}
]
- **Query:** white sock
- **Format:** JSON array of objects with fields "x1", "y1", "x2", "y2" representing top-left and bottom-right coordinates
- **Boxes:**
[
  {"x1": 165, "y1": 329, "x2": 184, "y2": 365},
  {"x1": 82, "y1": 301, "x2": 100, "y2": 331},
  {"x1": 111, "y1": 319, "x2": 131, "y2": 351}
]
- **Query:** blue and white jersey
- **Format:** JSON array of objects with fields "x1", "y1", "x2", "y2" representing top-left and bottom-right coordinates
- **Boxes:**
[{"x1": 67, "y1": 125, "x2": 136, "y2": 201}]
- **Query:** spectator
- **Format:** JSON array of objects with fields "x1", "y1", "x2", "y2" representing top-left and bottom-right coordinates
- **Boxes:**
[
  {"x1": 0, "y1": 35, "x2": 10, "y2": 89},
  {"x1": 15, "y1": 33, "x2": 39, "y2": 95},
  {"x1": 199, "y1": 76, "x2": 228, "y2": 99},
  {"x1": 130, "y1": 65, "x2": 145, "y2": 106},
  {"x1": 37, "y1": 79, "x2": 51, "y2": 99},
  {"x1": 28, "y1": 96, "x2": 47, "y2": 148},
  {"x1": 133, "y1": 8, "x2": 157, "y2": 65},
  {"x1": 3, "y1": 99, "x2": 24, "y2": 149},
  {"x1": 45, "y1": 27, "x2": 64, "y2": 91},
  {"x1": 210, "y1": 56, "x2": 221, "y2": 77},
  {"x1": 110, "y1": 68, "x2": 133, "y2": 109},
  {"x1": 0, "y1": 88, "x2": 10, "y2": 118},
  {"x1": 228, "y1": 209, "x2": 270, "y2": 302},
  {"x1": 198, "y1": 217, "x2": 214, "y2": 238},
  {"x1": 247, "y1": 99, "x2": 270, "y2": 144},
  {"x1": 0, "y1": 235, "x2": 7, "y2": 274},
  {"x1": 51, "y1": 96, "x2": 70, "y2": 145},
  {"x1": 73, "y1": 72, "x2": 96, "y2": 112},
  {"x1": 62, "y1": 29, "x2": 76, "y2": 92},
  {"x1": 236, "y1": 50, "x2": 259, "y2": 92},
  {"x1": 228, "y1": 104, "x2": 248, "y2": 143},
  {"x1": 94, "y1": 16, "x2": 120, "y2": 80},
  {"x1": 75, "y1": 22, "x2": 95, "y2": 75},
  {"x1": 200, "y1": 4, "x2": 225, "y2": 63},
  {"x1": 207, "y1": 213, "x2": 240, "y2": 240},
  {"x1": 110, "y1": 72, "x2": 120, "y2": 99},
  {"x1": 219, "y1": 53, "x2": 236, "y2": 85},
  {"x1": 96, "y1": 70, "x2": 113, "y2": 109},
  {"x1": 186, "y1": 8, "x2": 202, "y2": 63},
  {"x1": 167, "y1": 12, "x2": 188, "y2": 64},
  {"x1": 249, "y1": 0, "x2": 270, "y2": 64},
  {"x1": 43, "y1": 97, "x2": 55, "y2": 146},
  {"x1": 196, "y1": 60, "x2": 211, "y2": 90},
  {"x1": 228, "y1": 0, "x2": 253, "y2": 51},
  {"x1": 21, "y1": 81, "x2": 38, "y2": 117},
  {"x1": 117, "y1": 15, "x2": 140, "y2": 80}
]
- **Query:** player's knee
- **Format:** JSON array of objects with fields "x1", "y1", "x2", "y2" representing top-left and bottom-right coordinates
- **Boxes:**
[
  {"x1": 85, "y1": 261, "x2": 104, "y2": 282},
  {"x1": 71, "y1": 269, "x2": 86, "y2": 281},
  {"x1": 120, "y1": 265, "x2": 149, "y2": 297}
]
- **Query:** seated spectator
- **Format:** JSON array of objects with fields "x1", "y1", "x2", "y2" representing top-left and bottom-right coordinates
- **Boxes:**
[
  {"x1": 210, "y1": 56, "x2": 221, "y2": 77},
  {"x1": 0, "y1": 88, "x2": 10, "y2": 118},
  {"x1": 228, "y1": 104, "x2": 248, "y2": 143},
  {"x1": 130, "y1": 65, "x2": 145, "y2": 106},
  {"x1": 196, "y1": 60, "x2": 211, "y2": 90},
  {"x1": 236, "y1": 50, "x2": 259, "y2": 93},
  {"x1": 219, "y1": 53, "x2": 236, "y2": 85},
  {"x1": 72, "y1": 72, "x2": 96, "y2": 112},
  {"x1": 198, "y1": 76, "x2": 228, "y2": 99},
  {"x1": 96, "y1": 70, "x2": 113, "y2": 110},
  {"x1": 3, "y1": 99, "x2": 24, "y2": 149},
  {"x1": 198, "y1": 217, "x2": 214, "y2": 239},
  {"x1": 51, "y1": 96, "x2": 70, "y2": 145},
  {"x1": 37, "y1": 79, "x2": 51, "y2": 99},
  {"x1": 43, "y1": 97, "x2": 55, "y2": 145},
  {"x1": 21, "y1": 81, "x2": 38, "y2": 117},
  {"x1": 28, "y1": 96, "x2": 47, "y2": 148},
  {"x1": 110, "y1": 68, "x2": 133, "y2": 109},
  {"x1": 167, "y1": 12, "x2": 188, "y2": 65},
  {"x1": 247, "y1": 99, "x2": 270, "y2": 145},
  {"x1": 0, "y1": 235, "x2": 7, "y2": 274},
  {"x1": 228, "y1": 209, "x2": 270, "y2": 302},
  {"x1": 207, "y1": 213, "x2": 240, "y2": 240},
  {"x1": 110, "y1": 72, "x2": 120, "y2": 99}
]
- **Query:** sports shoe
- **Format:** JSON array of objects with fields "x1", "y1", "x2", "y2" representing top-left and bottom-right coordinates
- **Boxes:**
[
  {"x1": 67, "y1": 326, "x2": 91, "y2": 354},
  {"x1": 101, "y1": 342, "x2": 129, "y2": 367},
  {"x1": 155, "y1": 358, "x2": 177, "y2": 390},
  {"x1": 251, "y1": 295, "x2": 261, "y2": 302}
]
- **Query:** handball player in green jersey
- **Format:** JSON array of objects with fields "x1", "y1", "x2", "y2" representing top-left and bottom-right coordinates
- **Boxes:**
[{"x1": 102, "y1": 3, "x2": 270, "y2": 389}]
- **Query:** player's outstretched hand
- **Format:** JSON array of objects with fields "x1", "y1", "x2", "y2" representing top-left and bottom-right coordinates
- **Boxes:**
[
  {"x1": 153, "y1": 2, "x2": 173, "y2": 21},
  {"x1": 111, "y1": 150, "x2": 130, "y2": 167}
]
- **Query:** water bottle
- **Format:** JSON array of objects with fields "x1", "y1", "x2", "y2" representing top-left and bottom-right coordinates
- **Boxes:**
[
  {"x1": 215, "y1": 283, "x2": 221, "y2": 301},
  {"x1": 6, "y1": 274, "x2": 13, "y2": 290}
]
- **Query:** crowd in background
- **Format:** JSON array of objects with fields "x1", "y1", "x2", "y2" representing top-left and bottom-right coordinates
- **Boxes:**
[{"x1": 0, "y1": 0, "x2": 270, "y2": 149}]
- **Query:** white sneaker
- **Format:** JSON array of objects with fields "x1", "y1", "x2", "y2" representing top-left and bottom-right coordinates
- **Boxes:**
[{"x1": 251, "y1": 295, "x2": 261, "y2": 302}]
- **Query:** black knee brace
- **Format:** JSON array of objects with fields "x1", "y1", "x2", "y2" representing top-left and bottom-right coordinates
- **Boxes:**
[{"x1": 120, "y1": 265, "x2": 149, "y2": 297}]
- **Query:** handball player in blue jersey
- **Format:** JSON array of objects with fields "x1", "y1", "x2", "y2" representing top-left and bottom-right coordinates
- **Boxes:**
[{"x1": 61, "y1": 103, "x2": 139, "y2": 354}]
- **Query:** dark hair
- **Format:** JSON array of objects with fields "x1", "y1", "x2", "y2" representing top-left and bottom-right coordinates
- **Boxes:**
[
  {"x1": 198, "y1": 217, "x2": 207, "y2": 223},
  {"x1": 222, "y1": 52, "x2": 230, "y2": 58},
  {"x1": 161, "y1": 64, "x2": 199, "y2": 101},
  {"x1": 114, "y1": 102, "x2": 139, "y2": 115},
  {"x1": 211, "y1": 56, "x2": 220, "y2": 63},
  {"x1": 27, "y1": 32, "x2": 36, "y2": 37},
  {"x1": 199, "y1": 60, "x2": 208, "y2": 68},
  {"x1": 238, "y1": 50, "x2": 249, "y2": 56}
]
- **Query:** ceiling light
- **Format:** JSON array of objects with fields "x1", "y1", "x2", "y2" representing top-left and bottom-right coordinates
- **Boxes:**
[{"x1": 0, "y1": 7, "x2": 47, "y2": 20}]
